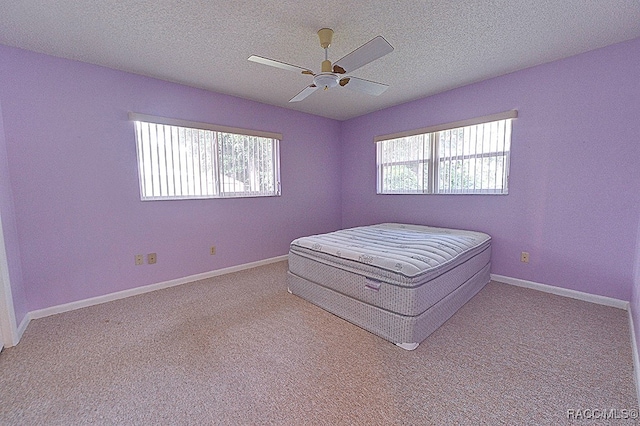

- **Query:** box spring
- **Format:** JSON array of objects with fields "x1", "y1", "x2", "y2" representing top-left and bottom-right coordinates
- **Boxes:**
[{"x1": 288, "y1": 263, "x2": 490, "y2": 347}]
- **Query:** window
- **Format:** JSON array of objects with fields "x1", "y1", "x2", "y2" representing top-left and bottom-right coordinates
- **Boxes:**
[
  {"x1": 376, "y1": 110, "x2": 516, "y2": 195},
  {"x1": 129, "y1": 113, "x2": 281, "y2": 200}
]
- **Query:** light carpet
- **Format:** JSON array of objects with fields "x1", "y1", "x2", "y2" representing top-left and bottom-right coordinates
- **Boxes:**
[{"x1": 0, "y1": 261, "x2": 637, "y2": 424}]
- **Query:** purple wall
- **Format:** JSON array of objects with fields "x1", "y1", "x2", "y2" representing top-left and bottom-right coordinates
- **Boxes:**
[
  {"x1": 341, "y1": 37, "x2": 640, "y2": 301},
  {"x1": 0, "y1": 45, "x2": 342, "y2": 313},
  {"x1": 1, "y1": 36, "x2": 639, "y2": 337}
]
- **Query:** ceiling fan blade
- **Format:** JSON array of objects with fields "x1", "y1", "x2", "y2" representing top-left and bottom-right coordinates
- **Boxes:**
[
  {"x1": 248, "y1": 55, "x2": 313, "y2": 75},
  {"x1": 340, "y1": 76, "x2": 389, "y2": 96},
  {"x1": 289, "y1": 85, "x2": 319, "y2": 102},
  {"x1": 333, "y1": 36, "x2": 393, "y2": 74}
]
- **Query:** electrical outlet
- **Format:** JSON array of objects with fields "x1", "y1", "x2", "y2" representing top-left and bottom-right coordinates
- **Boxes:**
[
  {"x1": 135, "y1": 254, "x2": 144, "y2": 266},
  {"x1": 147, "y1": 253, "x2": 157, "y2": 264},
  {"x1": 210, "y1": 246, "x2": 216, "y2": 255},
  {"x1": 520, "y1": 251, "x2": 530, "y2": 263}
]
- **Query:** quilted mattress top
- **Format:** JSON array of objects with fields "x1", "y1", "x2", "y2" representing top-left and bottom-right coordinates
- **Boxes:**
[{"x1": 289, "y1": 223, "x2": 490, "y2": 278}]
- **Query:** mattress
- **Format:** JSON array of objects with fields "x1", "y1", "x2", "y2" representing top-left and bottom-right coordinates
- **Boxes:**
[{"x1": 287, "y1": 223, "x2": 491, "y2": 349}]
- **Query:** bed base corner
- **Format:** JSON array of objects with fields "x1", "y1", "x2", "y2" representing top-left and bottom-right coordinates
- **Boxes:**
[{"x1": 395, "y1": 342, "x2": 419, "y2": 351}]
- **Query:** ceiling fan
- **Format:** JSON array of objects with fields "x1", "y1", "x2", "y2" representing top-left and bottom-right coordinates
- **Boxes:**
[{"x1": 248, "y1": 28, "x2": 393, "y2": 102}]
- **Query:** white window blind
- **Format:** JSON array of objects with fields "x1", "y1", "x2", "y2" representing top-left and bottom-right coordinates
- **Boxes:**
[
  {"x1": 130, "y1": 113, "x2": 281, "y2": 200},
  {"x1": 376, "y1": 134, "x2": 430, "y2": 194},
  {"x1": 376, "y1": 110, "x2": 515, "y2": 195}
]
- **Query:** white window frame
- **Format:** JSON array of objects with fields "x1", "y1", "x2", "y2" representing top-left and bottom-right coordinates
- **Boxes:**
[
  {"x1": 375, "y1": 110, "x2": 516, "y2": 195},
  {"x1": 129, "y1": 113, "x2": 281, "y2": 200}
]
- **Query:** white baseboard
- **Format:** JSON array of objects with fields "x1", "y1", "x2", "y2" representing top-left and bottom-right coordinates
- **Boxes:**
[
  {"x1": 628, "y1": 309, "x2": 640, "y2": 407},
  {"x1": 1, "y1": 309, "x2": 31, "y2": 348},
  {"x1": 29, "y1": 254, "x2": 288, "y2": 320},
  {"x1": 15, "y1": 312, "x2": 30, "y2": 345},
  {"x1": 490, "y1": 274, "x2": 629, "y2": 310}
]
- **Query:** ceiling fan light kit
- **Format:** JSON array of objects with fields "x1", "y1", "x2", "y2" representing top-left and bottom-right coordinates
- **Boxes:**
[
  {"x1": 314, "y1": 73, "x2": 339, "y2": 90},
  {"x1": 248, "y1": 28, "x2": 393, "y2": 102}
]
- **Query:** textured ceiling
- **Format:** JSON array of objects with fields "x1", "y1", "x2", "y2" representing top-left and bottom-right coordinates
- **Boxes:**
[{"x1": 0, "y1": 1, "x2": 639, "y2": 120}]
